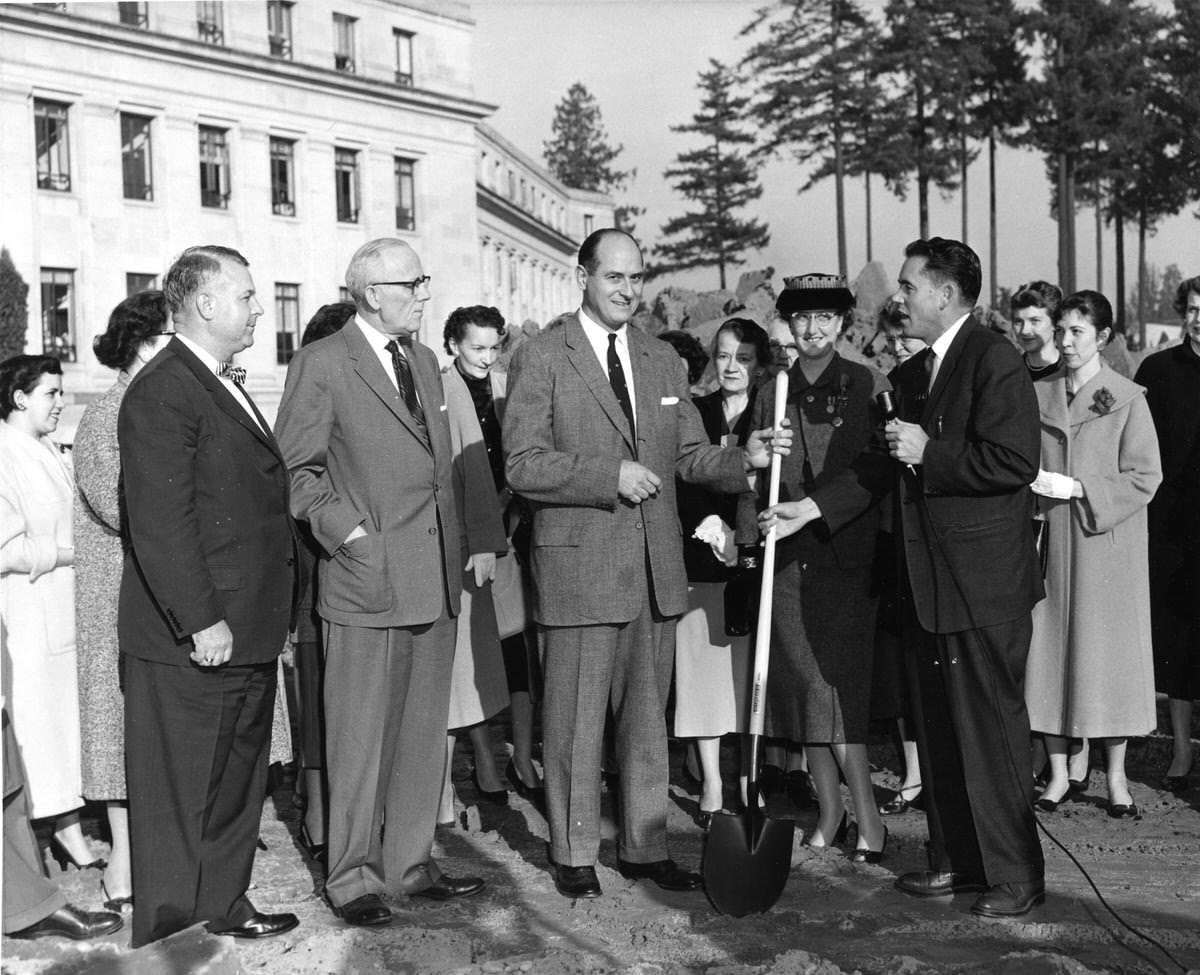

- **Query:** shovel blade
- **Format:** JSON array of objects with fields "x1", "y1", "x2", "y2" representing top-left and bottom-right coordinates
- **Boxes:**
[{"x1": 703, "y1": 807, "x2": 795, "y2": 916}]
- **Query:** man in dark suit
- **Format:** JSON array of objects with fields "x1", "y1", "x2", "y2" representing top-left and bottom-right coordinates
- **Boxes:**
[
  {"x1": 502, "y1": 229, "x2": 788, "y2": 899},
  {"x1": 275, "y1": 238, "x2": 486, "y2": 929},
  {"x1": 764, "y1": 237, "x2": 1045, "y2": 918},
  {"x1": 119, "y1": 245, "x2": 299, "y2": 947}
]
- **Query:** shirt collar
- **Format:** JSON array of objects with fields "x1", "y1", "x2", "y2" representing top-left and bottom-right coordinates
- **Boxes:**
[
  {"x1": 578, "y1": 307, "x2": 626, "y2": 346},
  {"x1": 930, "y1": 313, "x2": 970, "y2": 361},
  {"x1": 175, "y1": 333, "x2": 223, "y2": 375},
  {"x1": 354, "y1": 314, "x2": 408, "y2": 355}
]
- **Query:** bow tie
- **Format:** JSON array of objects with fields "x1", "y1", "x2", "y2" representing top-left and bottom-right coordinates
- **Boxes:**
[{"x1": 217, "y1": 362, "x2": 247, "y2": 385}]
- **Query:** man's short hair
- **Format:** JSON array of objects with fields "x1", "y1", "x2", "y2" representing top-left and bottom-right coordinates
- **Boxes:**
[
  {"x1": 578, "y1": 228, "x2": 639, "y2": 274},
  {"x1": 1010, "y1": 280, "x2": 1063, "y2": 318},
  {"x1": 1174, "y1": 275, "x2": 1200, "y2": 317},
  {"x1": 345, "y1": 238, "x2": 405, "y2": 307},
  {"x1": 163, "y1": 246, "x2": 248, "y2": 315},
  {"x1": 904, "y1": 237, "x2": 982, "y2": 306}
]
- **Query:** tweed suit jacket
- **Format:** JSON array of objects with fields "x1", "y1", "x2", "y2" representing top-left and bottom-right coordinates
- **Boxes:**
[
  {"x1": 814, "y1": 317, "x2": 1043, "y2": 634},
  {"x1": 274, "y1": 319, "x2": 462, "y2": 628},
  {"x1": 502, "y1": 314, "x2": 749, "y2": 626},
  {"x1": 117, "y1": 338, "x2": 297, "y2": 666}
]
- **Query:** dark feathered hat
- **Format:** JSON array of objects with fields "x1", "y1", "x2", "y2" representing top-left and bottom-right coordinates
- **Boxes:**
[{"x1": 775, "y1": 273, "x2": 855, "y2": 316}]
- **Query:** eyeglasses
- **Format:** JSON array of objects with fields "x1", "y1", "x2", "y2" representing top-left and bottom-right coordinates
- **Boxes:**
[
  {"x1": 369, "y1": 275, "x2": 431, "y2": 293},
  {"x1": 788, "y1": 311, "x2": 839, "y2": 330}
]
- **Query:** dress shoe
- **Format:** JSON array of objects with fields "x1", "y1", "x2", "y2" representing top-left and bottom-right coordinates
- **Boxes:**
[
  {"x1": 1106, "y1": 800, "x2": 1140, "y2": 819},
  {"x1": 695, "y1": 806, "x2": 723, "y2": 830},
  {"x1": 879, "y1": 784, "x2": 923, "y2": 815},
  {"x1": 331, "y1": 893, "x2": 392, "y2": 927},
  {"x1": 970, "y1": 880, "x2": 1045, "y2": 918},
  {"x1": 1034, "y1": 796, "x2": 1060, "y2": 813},
  {"x1": 100, "y1": 879, "x2": 133, "y2": 912},
  {"x1": 1161, "y1": 756, "x2": 1194, "y2": 794},
  {"x1": 617, "y1": 858, "x2": 702, "y2": 892},
  {"x1": 297, "y1": 823, "x2": 326, "y2": 860},
  {"x1": 411, "y1": 874, "x2": 486, "y2": 901},
  {"x1": 895, "y1": 870, "x2": 988, "y2": 898},
  {"x1": 48, "y1": 837, "x2": 106, "y2": 872},
  {"x1": 849, "y1": 825, "x2": 888, "y2": 865},
  {"x1": 554, "y1": 863, "x2": 602, "y2": 899},
  {"x1": 10, "y1": 904, "x2": 123, "y2": 940},
  {"x1": 209, "y1": 911, "x2": 299, "y2": 939},
  {"x1": 472, "y1": 768, "x2": 508, "y2": 805},
  {"x1": 803, "y1": 810, "x2": 849, "y2": 848},
  {"x1": 505, "y1": 759, "x2": 545, "y2": 802},
  {"x1": 1068, "y1": 777, "x2": 1088, "y2": 796}
]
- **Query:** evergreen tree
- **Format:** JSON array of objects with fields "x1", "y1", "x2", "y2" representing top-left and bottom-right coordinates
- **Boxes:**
[
  {"x1": 653, "y1": 60, "x2": 770, "y2": 290},
  {"x1": 0, "y1": 247, "x2": 29, "y2": 361},
  {"x1": 542, "y1": 82, "x2": 641, "y2": 232}
]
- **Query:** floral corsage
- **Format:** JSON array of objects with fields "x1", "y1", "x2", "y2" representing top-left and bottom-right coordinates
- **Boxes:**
[{"x1": 1089, "y1": 387, "x2": 1115, "y2": 415}]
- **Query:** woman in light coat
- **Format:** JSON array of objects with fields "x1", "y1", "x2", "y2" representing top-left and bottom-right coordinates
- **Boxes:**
[
  {"x1": 1027, "y1": 291, "x2": 1162, "y2": 818},
  {"x1": 0, "y1": 354, "x2": 96, "y2": 869}
]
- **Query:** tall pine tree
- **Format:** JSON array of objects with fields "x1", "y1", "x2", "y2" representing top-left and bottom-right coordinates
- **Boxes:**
[{"x1": 653, "y1": 60, "x2": 770, "y2": 289}]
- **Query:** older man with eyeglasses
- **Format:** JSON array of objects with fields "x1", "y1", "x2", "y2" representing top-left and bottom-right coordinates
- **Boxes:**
[{"x1": 275, "y1": 238, "x2": 487, "y2": 928}]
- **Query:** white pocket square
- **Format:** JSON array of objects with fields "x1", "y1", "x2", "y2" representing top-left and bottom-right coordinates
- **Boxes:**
[
  {"x1": 660, "y1": 396, "x2": 679, "y2": 405},
  {"x1": 439, "y1": 403, "x2": 447, "y2": 411}
]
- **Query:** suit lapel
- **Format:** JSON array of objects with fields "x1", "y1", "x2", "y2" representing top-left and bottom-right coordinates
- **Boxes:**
[
  {"x1": 342, "y1": 324, "x2": 432, "y2": 454},
  {"x1": 921, "y1": 318, "x2": 976, "y2": 426},
  {"x1": 563, "y1": 315, "x2": 636, "y2": 453},
  {"x1": 168, "y1": 338, "x2": 282, "y2": 459}
]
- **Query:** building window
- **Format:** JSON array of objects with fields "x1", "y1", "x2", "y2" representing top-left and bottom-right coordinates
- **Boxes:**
[
  {"x1": 198, "y1": 125, "x2": 230, "y2": 209},
  {"x1": 34, "y1": 99, "x2": 70, "y2": 192},
  {"x1": 120, "y1": 113, "x2": 153, "y2": 201},
  {"x1": 333, "y1": 13, "x2": 356, "y2": 73},
  {"x1": 40, "y1": 268, "x2": 76, "y2": 362},
  {"x1": 126, "y1": 272, "x2": 158, "y2": 295},
  {"x1": 267, "y1": 0, "x2": 292, "y2": 58},
  {"x1": 270, "y1": 137, "x2": 295, "y2": 216},
  {"x1": 507, "y1": 169, "x2": 516, "y2": 199},
  {"x1": 394, "y1": 157, "x2": 415, "y2": 231},
  {"x1": 118, "y1": 2, "x2": 148, "y2": 27},
  {"x1": 393, "y1": 29, "x2": 413, "y2": 87},
  {"x1": 338, "y1": 286, "x2": 352, "y2": 302},
  {"x1": 334, "y1": 148, "x2": 359, "y2": 223},
  {"x1": 196, "y1": 1, "x2": 223, "y2": 44},
  {"x1": 584, "y1": 213, "x2": 595, "y2": 236},
  {"x1": 275, "y1": 283, "x2": 301, "y2": 364}
]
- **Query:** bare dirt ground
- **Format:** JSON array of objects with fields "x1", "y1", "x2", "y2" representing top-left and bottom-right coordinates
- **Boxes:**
[{"x1": 4, "y1": 725, "x2": 1198, "y2": 975}]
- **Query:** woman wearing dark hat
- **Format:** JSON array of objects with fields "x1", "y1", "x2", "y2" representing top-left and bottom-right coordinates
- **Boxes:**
[{"x1": 737, "y1": 273, "x2": 891, "y2": 862}]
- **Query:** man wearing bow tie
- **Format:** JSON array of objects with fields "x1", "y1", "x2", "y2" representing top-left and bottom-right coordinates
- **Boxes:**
[
  {"x1": 275, "y1": 238, "x2": 486, "y2": 928},
  {"x1": 119, "y1": 245, "x2": 300, "y2": 946}
]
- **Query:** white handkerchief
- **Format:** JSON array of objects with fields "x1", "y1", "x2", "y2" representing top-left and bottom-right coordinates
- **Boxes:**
[
  {"x1": 439, "y1": 403, "x2": 447, "y2": 411},
  {"x1": 693, "y1": 514, "x2": 737, "y2": 566},
  {"x1": 661, "y1": 396, "x2": 679, "y2": 405}
]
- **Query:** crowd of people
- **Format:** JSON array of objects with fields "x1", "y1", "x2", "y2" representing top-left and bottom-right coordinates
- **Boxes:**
[{"x1": 0, "y1": 229, "x2": 1196, "y2": 945}]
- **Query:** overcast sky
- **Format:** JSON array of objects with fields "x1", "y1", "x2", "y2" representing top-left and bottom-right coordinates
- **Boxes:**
[{"x1": 471, "y1": 0, "x2": 1199, "y2": 308}]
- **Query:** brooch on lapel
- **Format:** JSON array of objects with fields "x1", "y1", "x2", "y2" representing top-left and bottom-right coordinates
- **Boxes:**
[
  {"x1": 825, "y1": 374, "x2": 851, "y2": 427},
  {"x1": 1089, "y1": 387, "x2": 1116, "y2": 415}
]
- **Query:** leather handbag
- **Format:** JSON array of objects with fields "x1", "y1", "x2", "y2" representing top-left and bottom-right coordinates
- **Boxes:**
[{"x1": 491, "y1": 551, "x2": 527, "y2": 638}]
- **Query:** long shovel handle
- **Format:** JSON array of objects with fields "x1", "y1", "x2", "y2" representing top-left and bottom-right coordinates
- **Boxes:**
[{"x1": 747, "y1": 373, "x2": 788, "y2": 742}]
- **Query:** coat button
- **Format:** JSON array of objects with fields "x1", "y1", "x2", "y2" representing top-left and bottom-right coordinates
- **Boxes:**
[
  {"x1": 428, "y1": 527, "x2": 437, "y2": 535},
  {"x1": 634, "y1": 522, "x2": 643, "y2": 530},
  {"x1": 286, "y1": 557, "x2": 295, "y2": 566}
]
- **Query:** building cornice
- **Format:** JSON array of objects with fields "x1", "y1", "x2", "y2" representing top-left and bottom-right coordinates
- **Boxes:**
[
  {"x1": 0, "y1": 7, "x2": 497, "y2": 124},
  {"x1": 477, "y1": 185, "x2": 579, "y2": 257},
  {"x1": 477, "y1": 122, "x2": 613, "y2": 206}
]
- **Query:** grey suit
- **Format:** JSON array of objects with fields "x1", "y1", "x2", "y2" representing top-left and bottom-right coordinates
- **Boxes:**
[
  {"x1": 275, "y1": 320, "x2": 465, "y2": 903},
  {"x1": 503, "y1": 315, "x2": 748, "y2": 866}
]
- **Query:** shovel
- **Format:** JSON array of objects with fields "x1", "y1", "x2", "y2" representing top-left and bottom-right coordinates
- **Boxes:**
[{"x1": 703, "y1": 372, "x2": 795, "y2": 917}]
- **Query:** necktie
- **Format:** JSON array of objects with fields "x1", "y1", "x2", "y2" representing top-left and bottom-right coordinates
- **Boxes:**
[
  {"x1": 216, "y1": 361, "x2": 246, "y2": 385},
  {"x1": 922, "y1": 349, "x2": 937, "y2": 395},
  {"x1": 384, "y1": 339, "x2": 426, "y2": 427},
  {"x1": 607, "y1": 332, "x2": 635, "y2": 438}
]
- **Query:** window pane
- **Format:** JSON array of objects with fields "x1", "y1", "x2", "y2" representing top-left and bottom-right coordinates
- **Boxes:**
[
  {"x1": 267, "y1": 0, "x2": 292, "y2": 58},
  {"x1": 34, "y1": 100, "x2": 70, "y2": 192},
  {"x1": 394, "y1": 157, "x2": 415, "y2": 231},
  {"x1": 118, "y1": 2, "x2": 148, "y2": 27},
  {"x1": 121, "y1": 113, "x2": 153, "y2": 201},
  {"x1": 199, "y1": 126, "x2": 229, "y2": 209},
  {"x1": 333, "y1": 14, "x2": 355, "y2": 72},
  {"x1": 394, "y1": 29, "x2": 413, "y2": 87},
  {"x1": 270, "y1": 137, "x2": 295, "y2": 216},
  {"x1": 335, "y1": 148, "x2": 359, "y2": 223},
  {"x1": 197, "y1": 0, "x2": 223, "y2": 44},
  {"x1": 275, "y1": 283, "x2": 300, "y2": 364},
  {"x1": 40, "y1": 268, "x2": 76, "y2": 362},
  {"x1": 126, "y1": 272, "x2": 158, "y2": 296}
]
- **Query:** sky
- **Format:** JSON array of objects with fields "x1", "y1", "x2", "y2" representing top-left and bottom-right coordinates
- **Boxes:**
[{"x1": 470, "y1": 0, "x2": 1199, "y2": 309}]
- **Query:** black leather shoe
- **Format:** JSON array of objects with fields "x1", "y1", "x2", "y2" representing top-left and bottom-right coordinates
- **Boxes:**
[
  {"x1": 1161, "y1": 757, "x2": 1194, "y2": 794},
  {"x1": 411, "y1": 875, "x2": 485, "y2": 901},
  {"x1": 209, "y1": 912, "x2": 299, "y2": 939},
  {"x1": 879, "y1": 784, "x2": 923, "y2": 816},
  {"x1": 1106, "y1": 800, "x2": 1140, "y2": 819},
  {"x1": 617, "y1": 858, "x2": 702, "y2": 892},
  {"x1": 895, "y1": 870, "x2": 988, "y2": 898},
  {"x1": 505, "y1": 759, "x2": 545, "y2": 802},
  {"x1": 554, "y1": 864, "x2": 602, "y2": 899},
  {"x1": 1034, "y1": 796, "x2": 1060, "y2": 813},
  {"x1": 10, "y1": 904, "x2": 123, "y2": 940},
  {"x1": 472, "y1": 768, "x2": 508, "y2": 806},
  {"x1": 331, "y1": 893, "x2": 392, "y2": 926},
  {"x1": 849, "y1": 825, "x2": 888, "y2": 865},
  {"x1": 970, "y1": 881, "x2": 1045, "y2": 918}
]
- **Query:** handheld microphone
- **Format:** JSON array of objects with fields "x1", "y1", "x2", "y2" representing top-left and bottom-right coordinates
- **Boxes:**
[{"x1": 877, "y1": 391, "x2": 916, "y2": 476}]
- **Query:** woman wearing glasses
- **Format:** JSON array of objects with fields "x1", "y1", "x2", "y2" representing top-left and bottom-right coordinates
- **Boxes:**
[{"x1": 738, "y1": 274, "x2": 890, "y2": 862}]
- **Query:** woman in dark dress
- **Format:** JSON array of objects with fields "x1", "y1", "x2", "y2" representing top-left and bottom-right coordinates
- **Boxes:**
[{"x1": 739, "y1": 274, "x2": 889, "y2": 862}]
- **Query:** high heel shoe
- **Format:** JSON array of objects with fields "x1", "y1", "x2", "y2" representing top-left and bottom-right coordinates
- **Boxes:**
[
  {"x1": 297, "y1": 823, "x2": 326, "y2": 860},
  {"x1": 504, "y1": 759, "x2": 544, "y2": 802},
  {"x1": 1106, "y1": 799, "x2": 1140, "y2": 819},
  {"x1": 1161, "y1": 756, "x2": 1194, "y2": 794},
  {"x1": 100, "y1": 879, "x2": 133, "y2": 912},
  {"x1": 49, "y1": 838, "x2": 106, "y2": 872},
  {"x1": 695, "y1": 806, "x2": 722, "y2": 830},
  {"x1": 879, "y1": 783, "x2": 922, "y2": 816},
  {"x1": 804, "y1": 810, "x2": 848, "y2": 848},
  {"x1": 472, "y1": 766, "x2": 508, "y2": 806},
  {"x1": 850, "y1": 824, "x2": 888, "y2": 865}
]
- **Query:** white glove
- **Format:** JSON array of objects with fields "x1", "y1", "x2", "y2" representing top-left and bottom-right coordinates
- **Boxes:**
[
  {"x1": 1031, "y1": 469, "x2": 1075, "y2": 500},
  {"x1": 693, "y1": 514, "x2": 737, "y2": 566}
]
